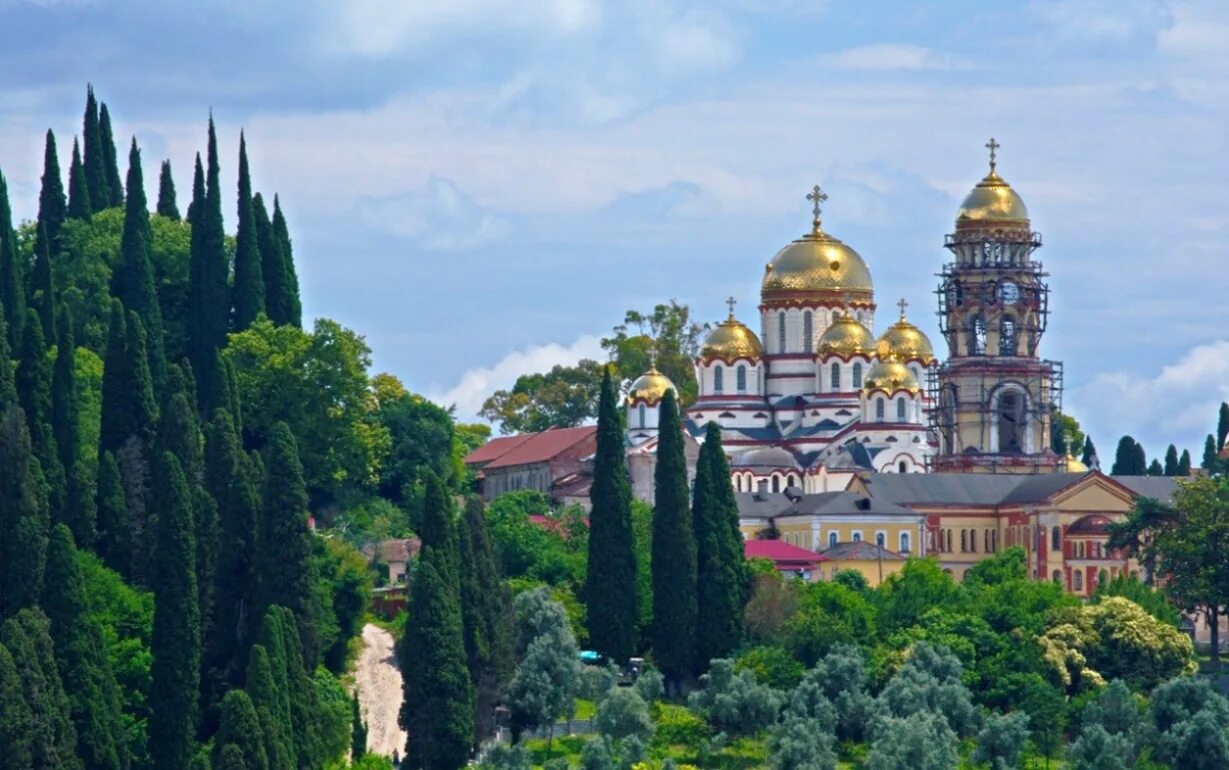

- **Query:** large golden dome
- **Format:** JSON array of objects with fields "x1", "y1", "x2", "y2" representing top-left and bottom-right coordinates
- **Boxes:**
[
  {"x1": 956, "y1": 139, "x2": 1029, "y2": 230},
  {"x1": 762, "y1": 187, "x2": 873, "y2": 301},
  {"x1": 876, "y1": 306, "x2": 936, "y2": 364},
  {"x1": 818, "y1": 313, "x2": 875, "y2": 358},
  {"x1": 864, "y1": 356, "x2": 921, "y2": 394},
  {"x1": 701, "y1": 314, "x2": 763, "y2": 361},
  {"x1": 627, "y1": 366, "x2": 677, "y2": 406}
]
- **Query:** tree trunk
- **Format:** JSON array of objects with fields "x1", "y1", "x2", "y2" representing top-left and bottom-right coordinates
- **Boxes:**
[
  {"x1": 1210, "y1": 605, "x2": 1221, "y2": 674},
  {"x1": 546, "y1": 723, "x2": 554, "y2": 758}
]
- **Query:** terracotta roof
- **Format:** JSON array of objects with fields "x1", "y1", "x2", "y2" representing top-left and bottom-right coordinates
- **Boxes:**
[
  {"x1": 819, "y1": 540, "x2": 904, "y2": 561},
  {"x1": 745, "y1": 539, "x2": 823, "y2": 569},
  {"x1": 481, "y1": 425, "x2": 598, "y2": 470},
  {"x1": 363, "y1": 538, "x2": 421, "y2": 564},
  {"x1": 464, "y1": 433, "x2": 534, "y2": 466}
]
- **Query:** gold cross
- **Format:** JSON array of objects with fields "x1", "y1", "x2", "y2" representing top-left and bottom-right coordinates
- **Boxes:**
[
  {"x1": 985, "y1": 137, "x2": 1000, "y2": 172},
  {"x1": 806, "y1": 184, "x2": 827, "y2": 233},
  {"x1": 897, "y1": 297, "x2": 908, "y2": 319},
  {"x1": 725, "y1": 296, "x2": 737, "y2": 319}
]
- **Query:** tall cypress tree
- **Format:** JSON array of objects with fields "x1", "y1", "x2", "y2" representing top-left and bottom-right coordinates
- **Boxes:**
[
  {"x1": 83, "y1": 86, "x2": 108, "y2": 210},
  {"x1": 17, "y1": 308, "x2": 66, "y2": 520},
  {"x1": 1163, "y1": 444, "x2": 1179, "y2": 476},
  {"x1": 585, "y1": 366, "x2": 639, "y2": 663},
  {"x1": 232, "y1": 133, "x2": 265, "y2": 331},
  {"x1": 350, "y1": 691, "x2": 367, "y2": 761},
  {"x1": 1219, "y1": 403, "x2": 1229, "y2": 456},
  {"x1": 418, "y1": 470, "x2": 459, "y2": 587},
  {"x1": 113, "y1": 139, "x2": 167, "y2": 393},
  {"x1": 53, "y1": 306, "x2": 95, "y2": 547},
  {"x1": 1111, "y1": 436, "x2": 1141, "y2": 475},
  {"x1": 41, "y1": 524, "x2": 129, "y2": 770},
  {"x1": 0, "y1": 608, "x2": 82, "y2": 769},
  {"x1": 1081, "y1": 435, "x2": 1097, "y2": 467},
  {"x1": 457, "y1": 496, "x2": 513, "y2": 744},
  {"x1": 1147, "y1": 458, "x2": 1163, "y2": 476},
  {"x1": 157, "y1": 160, "x2": 180, "y2": 220},
  {"x1": 187, "y1": 122, "x2": 230, "y2": 409},
  {"x1": 98, "y1": 303, "x2": 157, "y2": 455},
  {"x1": 270, "y1": 196, "x2": 301, "y2": 328},
  {"x1": 67, "y1": 137, "x2": 92, "y2": 220},
  {"x1": 33, "y1": 129, "x2": 66, "y2": 271},
  {"x1": 693, "y1": 422, "x2": 745, "y2": 671},
  {"x1": 98, "y1": 104, "x2": 123, "y2": 207},
  {"x1": 650, "y1": 389, "x2": 696, "y2": 685},
  {"x1": 254, "y1": 194, "x2": 287, "y2": 326},
  {"x1": 246, "y1": 644, "x2": 294, "y2": 770},
  {"x1": 96, "y1": 450, "x2": 129, "y2": 575},
  {"x1": 0, "y1": 408, "x2": 50, "y2": 620},
  {"x1": 214, "y1": 689, "x2": 269, "y2": 770},
  {"x1": 0, "y1": 169, "x2": 25, "y2": 351},
  {"x1": 399, "y1": 552, "x2": 474, "y2": 770},
  {"x1": 1203, "y1": 435, "x2": 1219, "y2": 472},
  {"x1": 30, "y1": 228, "x2": 57, "y2": 341},
  {"x1": 0, "y1": 641, "x2": 34, "y2": 769},
  {"x1": 1178, "y1": 449, "x2": 1192, "y2": 477},
  {"x1": 148, "y1": 452, "x2": 201, "y2": 770},
  {"x1": 1133, "y1": 441, "x2": 1147, "y2": 476},
  {"x1": 257, "y1": 422, "x2": 318, "y2": 667},
  {"x1": 0, "y1": 302, "x2": 15, "y2": 408}
]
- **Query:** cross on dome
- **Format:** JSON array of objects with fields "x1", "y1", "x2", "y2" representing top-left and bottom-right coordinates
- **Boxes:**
[
  {"x1": 806, "y1": 184, "x2": 827, "y2": 233},
  {"x1": 897, "y1": 297, "x2": 908, "y2": 319},
  {"x1": 985, "y1": 137, "x2": 1000, "y2": 173},
  {"x1": 648, "y1": 345, "x2": 659, "y2": 371},
  {"x1": 725, "y1": 296, "x2": 738, "y2": 319}
]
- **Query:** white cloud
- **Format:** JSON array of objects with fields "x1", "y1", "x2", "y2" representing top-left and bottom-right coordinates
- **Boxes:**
[
  {"x1": 428, "y1": 335, "x2": 606, "y2": 421},
  {"x1": 822, "y1": 44, "x2": 968, "y2": 72},
  {"x1": 1032, "y1": 0, "x2": 1171, "y2": 42},
  {"x1": 356, "y1": 175, "x2": 507, "y2": 251},
  {"x1": 1067, "y1": 340, "x2": 1229, "y2": 456}
]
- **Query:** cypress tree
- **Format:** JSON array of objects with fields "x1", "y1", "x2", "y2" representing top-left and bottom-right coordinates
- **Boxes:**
[
  {"x1": 1219, "y1": 403, "x2": 1229, "y2": 455},
  {"x1": 351, "y1": 691, "x2": 367, "y2": 760},
  {"x1": 1081, "y1": 435, "x2": 1097, "y2": 467},
  {"x1": 1147, "y1": 458, "x2": 1163, "y2": 476},
  {"x1": 95, "y1": 451, "x2": 129, "y2": 575},
  {"x1": 257, "y1": 422, "x2": 318, "y2": 667},
  {"x1": 30, "y1": 226, "x2": 56, "y2": 341},
  {"x1": 53, "y1": 306, "x2": 95, "y2": 546},
  {"x1": 0, "y1": 303, "x2": 14, "y2": 408},
  {"x1": 83, "y1": 86, "x2": 108, "y2": 210},
  {"x1": 67, "y1": 138, "x2": 92, "y2": 220},
  {"x1": 264, "y1": 606, "x2": 321, "y2": 770},
  {"x1": 1203, "y1": 434, "x2": 1219, "y2": 471},
  {"x1": 650, "y1": 389, "x2": 697, "y2": 685},
  {"x1": 0, "y1": 169, "x2": 25, "y2": 351},
  {"x1": 1111, "y1": 436, "x2": 1138, "y2": 475},
  {"x1": 0, "y1": 608, "x2": 81, "y2": 770},
  {"x1": 147, "y1": 452, "x2": 201, "y2": 770},
  {"x1": 41, "y1": 524, "x2": 129, "y2": 770},
  {"x1": 17, "y1": 308, "x2": 66, "y2": 519},
  {"x1": 1133, "y1": 441, "x2": 1147, "y2": 476},
  {"x1": 99, "y1": 103, "x2": 123, "y2": 207},
  {"x1": 270, "y1": 196, "x2": 301, "y2": 328},
  {"x1": 0, "y1": 408, "x2": 50, "y2": 619},
  {"x1": 254, "y1": 194, "x2": 288, "y2": 327},
  {"x1": 98, "y1": 301, "x2": 128, "y2": 454},
  {"x1": 246, "y1": 644, "x2": 294, "y2": 770},
  {"x1": 157, "y1": 160, "x2": 180, "y2": 220},
  {"x1": 214, "y1": 689, "x2": 268, "y2": 770},
  {"x1": 32, "y1": 130, "x2": 66, "y2": 288},
  {"x1": 693, "y1": 422, "x2": 745, "y2": 671},
  {"x1": 0, "y1": 641, "x2": 34, "y2": 769},
  {"x1": 157, "y1": 389, "x2": 203, "y2": 485},
  {"x1": 113, "y1": 139, "x2": 167, "y2": 393},
  {"x1": 1163, "y1": 444, "x2": 1179, "y2": 476},
  {"x1": 232, "y1": 133, "x2": 265, "y2": 331},
  {"x1": 187, "y1": 122, "x2": 230, "y2": 408},
  {"x1": 218, "y1": 744, "x2": 250, "y2": 770},
  {"x1": 585, "y1": 366, "x2": 639, "y2": 663},
  {"x1": 419, "y1": 470, "x2": 458, "y2": 586},
  {"x1": 400, "y1": 553, "x2": 474, "y2": 770},
  {"x1": 1178, "y1": 449, "x2": 1192, "y2": 476}
]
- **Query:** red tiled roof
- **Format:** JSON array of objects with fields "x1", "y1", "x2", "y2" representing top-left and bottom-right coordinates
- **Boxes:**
[
  {"x1": 481, "y1": 425, "x2": 598, "y2": 470},
  {"x1": 464, "y1": 433, "x2": 534, "y2": 466},
  {"x1": 744, "y1": 539, "x2": 824, "y2": 569}
]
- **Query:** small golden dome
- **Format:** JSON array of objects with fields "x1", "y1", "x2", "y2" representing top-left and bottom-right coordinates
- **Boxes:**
[
  {"x1": 1064, "y1": 453, "x2": 1089, "y2": 473},
  {"x1": 864, "y1": 355, "x2": 921, "y2": 394},
  {"x1": 876, "y1": 305, "x2": 936, "y2": 364},
  {"x1": 627, "y1": 366, "x2": 677, "y2": 406},
  {"x1": 956, "y1": 140, "x2": 1028, "y2": 230},
  {"x1": 818, "y1": 314, "x2": 875, "y2": 358},
  {"x1": 701, "y1": 315, "x2": 763, "y2": 361}
]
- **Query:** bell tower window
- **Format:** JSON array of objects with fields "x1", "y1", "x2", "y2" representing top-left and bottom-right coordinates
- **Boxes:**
[
  {"x1": 995, "y1": 389, "x2": 1027, "y2": 454},
  {"x1": 1000, "y1": 316, "x2": 1017, "y2": 356},
  {"x1": 968, "y1": 315, "x2": 986, "y2": 355}
]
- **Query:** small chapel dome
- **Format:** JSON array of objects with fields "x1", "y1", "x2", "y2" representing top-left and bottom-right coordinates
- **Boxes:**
[
  {"x1": 863, "y1": 355, "x2": 921, "y2": 394},
  {"x1": 1064, "y1": 453, "x2": 1089, "y2": 473},
  {"x1": 627, "y1": 365, "x2": 677, "y2": 407},
  {"x1": 818, "y1": 313, "x2": 875, "y2": 358},
  {"x1": 701, "y1": 313, "x2": 763, "y2": 361},
  {"x1": 876, "y1": 304, "x2": 936, "y2": 364},
  {"x1": 762, "y1": 186, "x2": 874, "y2": 302},
  {"x1": 731, "y1": 446, "x2": 798, "y2": 471},
  {"x1": 956, "y1": 138, "x2": 1029, "y2": 231}
]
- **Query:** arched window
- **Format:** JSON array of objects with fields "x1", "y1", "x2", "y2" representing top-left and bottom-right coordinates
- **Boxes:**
[
  {"x1": 960, "y1": 530, "x2": 968, "y2": 552},
  {"x1": 876, "y1": 532, "x2": 886, "y2": 548},
  {"x1": 984, "y1": 530, "x2": 991, "y2": 552},
  {"x1": 736, "y1": 365, "x2": 747, "y2": 393},
  {"x1": 970, "y1": 530, "x2": 978, "y2": 552},
  {"x1": 828, "y1": 531, "x2": 838, "y2": 548},
  {"x1": 1000, "y1": 316, "x2": 1017, "y2": 356},
  {"x1": 900, "y1": 531, "x2": 911, "y2": 554},
  {"x1": 771, "y1": 476, "x2": 779, "y2": 493},
  {"x1": 638, "y1": 403, "x2": 646, "y2": 428},
  {"x1": 803, "y1": 311, "x2": 813, "y2": 353},
  {"x1": 1073, "y1": 571, "x2": 1083, "y2": 592},
  {"x1": 898, "y1": 461, "x2": 907, "y2": 473},
  {"x1": 713, "y1": 365, "x2": 724, "y2": 393},
  {"x1": 778, "y1": 312, "x2": 787, "y2": 353},
  {"x1": 1051, "y1": 526, "x2": 1061, "y2": 552},
  {"x1": 852, "y1": 531, "x2": 863, "y2": 543},
  {"x1": 968, "y1": 315, "x2": 986, "y2": 355},
  {"x1": 852, "y1": 362, "x2": 863, "y2": 388},
  {"x1": 830, "y1": 363, "x2": 841, "y2": 391},
  {"x1": 1052, "y1": 570, "x2": 1062, "y2": 584},
  {"x1": 875, "y1": 398, "x2": 885, "y2": 422},
  {"x1": 896, "y1": 397, "x2": 906, "y2": 421}
]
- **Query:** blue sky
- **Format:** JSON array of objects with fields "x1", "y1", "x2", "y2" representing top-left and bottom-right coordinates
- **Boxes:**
[{"x1": 1, "y1": 0, "x2": 1227, "y2": 460}]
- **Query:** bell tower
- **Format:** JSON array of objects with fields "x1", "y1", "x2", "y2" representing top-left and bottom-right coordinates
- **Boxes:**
[{"x1": 931, "y1": 139, "x2": 1063, "y2": 473}]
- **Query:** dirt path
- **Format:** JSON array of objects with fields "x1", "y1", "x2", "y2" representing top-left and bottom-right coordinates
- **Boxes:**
[{"x1": 354, "y1": 623, "x2": 408, "y2": 759}]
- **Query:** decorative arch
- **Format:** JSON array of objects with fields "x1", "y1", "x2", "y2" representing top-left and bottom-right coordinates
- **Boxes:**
[{"x1": 989, "y1": 382, "x2": 1033, "y2": 454}]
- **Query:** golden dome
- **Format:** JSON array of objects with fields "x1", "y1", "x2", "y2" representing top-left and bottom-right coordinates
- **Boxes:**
[
  {"x1": 956, "y1": 139, "x2": 1028, "y2": 229},
  {"x1": 762, "y1": 187, "x2": 873, "y2": 301},
  {"x1": 876, "y1": 305, "x2": 936, "y2": 364},
  {"x1": 818, "y1": 314, "x2": 875, "y2": 358},
  {"x1": 701, "y1": 315, "x2": 763, "y2": 361},
  {"x1": 1064, "y1": 453, "x2": 1089, "y2": 473},
  {"x1": 627, "y1": 366, "x2": 677, "y2": 406},
  {"x1": 863, "y1": 355, "x2": 921, "y2": 394}
]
